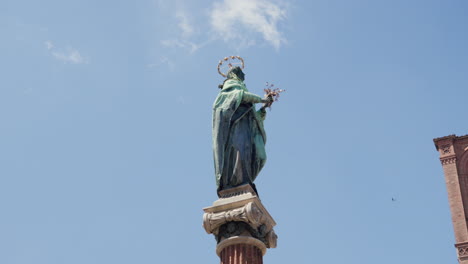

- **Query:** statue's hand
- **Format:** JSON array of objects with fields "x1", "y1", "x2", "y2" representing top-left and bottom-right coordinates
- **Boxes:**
[
  {"x1": 262, "y1": 96, "x2": 274, "y2": 108},
  {"x1": 262, "y1": 95, "x2": 274, "y2": 103}
]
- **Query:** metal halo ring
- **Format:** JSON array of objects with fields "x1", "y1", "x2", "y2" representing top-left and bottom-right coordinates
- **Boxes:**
[{"x1": 217, "y1": 56, "x2": 245, "y2": 77}]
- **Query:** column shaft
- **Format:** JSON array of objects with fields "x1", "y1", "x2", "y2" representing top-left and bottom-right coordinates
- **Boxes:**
[{"x1": 220, "y1": 244, "x2": 263, "y2": 264}]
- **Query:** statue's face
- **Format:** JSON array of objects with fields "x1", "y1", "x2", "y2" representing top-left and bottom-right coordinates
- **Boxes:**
[
  {"x1": 228, "y1": 66, "x2": 245, "y2": 81},
  {"x1": 237, "y1": 69, "x2": 245, "y2": 81}
]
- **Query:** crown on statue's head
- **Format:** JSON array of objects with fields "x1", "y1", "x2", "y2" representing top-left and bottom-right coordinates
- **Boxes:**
[{"x1": 217, "y1": 56, "x2": 245, "y2": 78}]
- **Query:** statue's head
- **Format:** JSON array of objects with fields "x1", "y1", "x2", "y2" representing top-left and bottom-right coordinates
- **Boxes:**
[{"x1": 227, "y1": 66, "x2": 245, "y2": 81}]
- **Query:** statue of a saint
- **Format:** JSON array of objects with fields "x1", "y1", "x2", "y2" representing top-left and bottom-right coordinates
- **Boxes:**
[{"x1": 212, "y1": 65, "x2": 272, "y2": 196}]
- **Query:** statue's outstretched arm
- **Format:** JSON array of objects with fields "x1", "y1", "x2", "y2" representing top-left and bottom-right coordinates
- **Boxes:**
[
  {"x1": 243, "y1": 92, "x2": 271, "y2": 104},
  {"x1": 242, "y1": 91, "x2": 263, "y2": 104}
]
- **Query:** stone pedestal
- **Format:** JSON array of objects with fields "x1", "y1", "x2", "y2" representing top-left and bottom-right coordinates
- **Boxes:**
[{"x1": 203, "y1": 184, "x2": 277, "y2": 264}]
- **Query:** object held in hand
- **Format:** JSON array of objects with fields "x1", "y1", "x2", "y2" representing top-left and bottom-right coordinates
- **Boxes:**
[{"x1": 263, "y1": 82, "x2": 285, "y2": 109}]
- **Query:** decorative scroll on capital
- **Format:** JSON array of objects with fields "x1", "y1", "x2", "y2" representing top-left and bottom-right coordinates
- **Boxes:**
[
  {"x1": 265, "y1": 228, "x2": 278, "y2": 248},
  {"x1": 203, "y1": 202, "x2": 265, "y2": 234}
]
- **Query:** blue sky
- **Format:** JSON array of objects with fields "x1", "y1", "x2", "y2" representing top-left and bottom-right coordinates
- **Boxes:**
[{"x1": 1, "y1": 0, "x2": 468, "y2": 263}]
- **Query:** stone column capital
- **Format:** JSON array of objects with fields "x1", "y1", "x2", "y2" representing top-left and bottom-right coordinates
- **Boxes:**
[{"x1": 203, "y1": 184, "x2": 278, "y2": 252}]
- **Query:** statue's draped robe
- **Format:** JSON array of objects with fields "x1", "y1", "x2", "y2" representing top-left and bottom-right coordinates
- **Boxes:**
[{"x1": 212, "y1": 78, "x2": 267, "y2": 193}]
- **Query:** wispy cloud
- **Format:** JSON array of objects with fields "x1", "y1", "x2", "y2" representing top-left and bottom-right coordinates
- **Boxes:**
[
  {"x1": 161, "y1": 39, "x2": 200, "y2": 54},
  {"x1": 210, "y1": 0, "x2": 287, "y2": 50},
  {"x1": 158, "y1": 0, "x2": 288, "y2": 55},
  {"x1": 45, "y1": 40, "x2": 54, "y2": 50},
  {"x1": 147, "y1": 56, "x2": 175, "y2": 71},
  {"x1": 160, "y1": 8, "x2": 210, "y2": 54},
  {"x1": 176, "y1": 10, "x2": 194, "y2": 38},
  {"x1": 52, "y1": 49, "x2": 88, "y2": 64},
  {"x1": 44, "y1": 40, "x2": 89, "y2": 64}
]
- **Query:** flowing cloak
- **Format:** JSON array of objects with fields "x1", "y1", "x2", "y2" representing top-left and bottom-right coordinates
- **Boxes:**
[{"x1": 212, "y1": 78, "x2": 267, "y2": 192}]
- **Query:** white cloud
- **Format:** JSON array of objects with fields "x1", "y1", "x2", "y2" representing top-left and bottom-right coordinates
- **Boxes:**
[
  {"x1": 158, "y1": 1, "x2": 288, "y2": 54},
  {"x1": 52, "y1": 49, "x2": 88, "y2": 64},
  {"x1": 44, "y1": 41, "x2": 53, "y2": 50},
  {"x1": 160, "y1": 39, "x2": 200, "y2": 53},
  {"x1": 210, "y1": 0, "x2": 287, "y2": 50},
  {"x1": 176, "y1": 10, "x2": 194, "y2": 38},
  {"x1": 44, "y1": 40, "x2": 89, "y2": 64},
  {"x1": 160, "y1": 7, "x2": 210, "y2": 54},
  {"x1": 147, "y1": 56, "x2": 175, "y2": 71}
]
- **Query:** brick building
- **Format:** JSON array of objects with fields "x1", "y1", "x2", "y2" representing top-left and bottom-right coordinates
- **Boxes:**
[{"x1": 434, "y1": 135, "x2": 468, "y2": 263}]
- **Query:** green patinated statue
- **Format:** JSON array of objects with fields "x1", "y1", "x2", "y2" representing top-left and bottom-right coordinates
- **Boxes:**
[{"x1": 212, "y1": 66, "x2": 272, "y2": 196}]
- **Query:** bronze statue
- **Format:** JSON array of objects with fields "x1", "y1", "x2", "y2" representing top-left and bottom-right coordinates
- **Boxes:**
[{"x1": 212, "y1": 56, "x2": 280, "y2": 196}]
